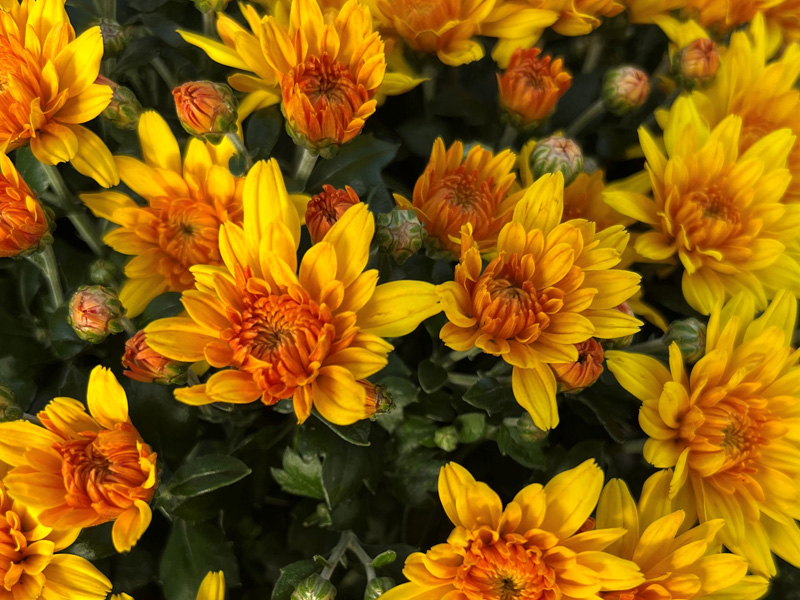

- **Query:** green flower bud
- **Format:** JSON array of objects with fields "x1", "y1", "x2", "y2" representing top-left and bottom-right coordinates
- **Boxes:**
[
  {"x1": 173, "y1": 81, "x2": 238, "y2": 144},
  {"x1": 90, "y1": 18, "x2": 129, "y2": 56},
  {"x1": 291, "y1": 574, "x2": 336, "y2": 600},
  {"x1": 664, "y1": 317, "x2": 707, "y2": 364},
  {"x1": 529, "y1": 136, "x2": 584, "y2": 186},
  {"x1": 364, "y1": 577, "x2": 395, "y2": 600},
  {"x1": 193, "y1": 0, "x2": 229, "y2": 13},
  {"x1": 375, "y1": 208, "x2": 426, "y2": 265},
  {"x1": 434, "y1": 426, "x2": 458, "y2": 452},
  {"x1": 90, "y1": 259, "x2": 118, "y2": 285},
  {"x1": 602, "y1": 66, "x2": 650, "y2": 116},
  {"x1": 68, "y1": 285, "x2": 126, "y2": 344},
  {"x1": 0, "y1": 386, "x2": 23, "y2": 422},
  {"x1": 97, "y1": 76, "x2": 143, "y2": 130}
]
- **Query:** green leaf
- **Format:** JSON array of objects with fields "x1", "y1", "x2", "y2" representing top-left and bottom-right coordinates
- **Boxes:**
[
  {"x1": 63, "y1": 522, "x2": 116, "y2": 561},
  {"x1": 462, "y1": 376, "x2": 518, "y2": 416},
  {"x1": 456, "y1": 413, "x2": 487, "y2": 443},
  {"x1": 246, "y1": 107, "x2": 283, "y2": 160},
  {"x1": 314, "y1": 411, "x2": 371, "y2": 446},
  {"x1": 417, "y1": 359, "x2": 447, "y2": 393},
  {"x1": 271, "y1": 447, "x2": 327, "y2": 501},
  {"x1": 497, "y1": 419, "x2": 546, "y2": 470},
  {"x1": 271, "y1": 560, "x2": 321, "y2": 600},
  {"x1": 371, "y1": 550, "x2": 397, "y2": 568},
  {"x1": 160, "y1": 519, "x2": 240, "y2": 600},
  {"x1": 12, "y1": 146, "x2": 50, "y2": 195},
  {"x1": 166, "y1": 454, "x2": 252, "y2": 498},
  {"x1": 137, "y1": 292, "x2": 184, "y2": 326},
  {"x1": 306, "y1": 134, "x2": 398, "y2": 196}
]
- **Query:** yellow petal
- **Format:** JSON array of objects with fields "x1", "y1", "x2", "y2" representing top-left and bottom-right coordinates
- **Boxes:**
[
  {"x1": 144, "y1": 317, "x2": 218, "y2": 362},
  {"x1": 178, "y1": 30, "x2": 251, "y2": 70},
  {"x1": 311, "y1": 365, "x2": 368, "y2": 425},
  {"x1": 56, "y1": 83, "x2": 111, "y2": 123},
  {"x1": 138, "y1": 111, "x2": 182, "y2": 173},
  {"x1": 356, "y1": 281, "x2": 441, "y2": 338},
  {"x1": 605, "y1": 351, "x2": 671, "y2": 401},
  {"x1": 0, "y1": 421, "x2": 61, "y2": 467},
  {"x1": 597, "y1": 479, "x2": 639, "y2": 560},
  {"x1": 244, "y1": 159, "x2": 300, "y2": 259},
  {"x1": 196, "y1": 571, "x2": 225, "y2": 600},
  {"x1": 53, "y1": 27, "x2": 103, "y2": 97},
  {"x1": 69, "y1": 125, "x2": 120, "y2": 188},
  {"x1": 511, "y1": 363, "x2": 559, "y2": 430},
  {"x1": 323, "y1": 203, "x2": 373, "y2": 287},
  {"x1": 86, "y1": 366, "x2": 129, "y2": 428},
  {"x1": 112, "y1": 501, "x2": 152, "y2": 553},
  {"x1": 541, "y1": 459, "x2": 603, "y2": 540},
  {"x1": 42, "y1": 554, "x2": 111, "y2": 599},
  {"x1": 438, "y1": 462, "x2": 502, "y2": 530},
  {"x1": 119, "y1": 275, "x2": 169, "y2": 318},
  {"x1": 205, "y1": 370, "x2": 263, "y2": 404}
]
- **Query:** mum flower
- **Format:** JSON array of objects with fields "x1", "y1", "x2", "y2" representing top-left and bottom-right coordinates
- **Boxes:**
[
  {"x1": 0, "y1": 0, "x2": 118, "y2": 187},
  {"x1": 144, "y1": 159, "x2": 440, "y2": 425},
  {"x1": 604, "y1": 96, "x2": 800, "y2": 315},
  {"x1": 395, "y1": 138, "x2": 522, "y2": 257},
  {"x1": 81, "y1": 111, "x2": 245, "y2": 317},
  {"x1": 438, "y1": 173, "x2": 642, "y2": 430},
  {"x1": 0, "y1": 480, "x2": 112, "y2": 600},
  {"x1": 0, "y1": 153, "x2": 51, "y2": 258},
  {"x1": 0, "y1": 366, "x2": 158, "y2": 553},
  {"x1": 381, "y1": 460, "x2": 644, "y2": 600},
  {"x1": 597, "y1": 474, "x2": 769, "y2": 600},
  {"x1": 606, "y1": 290, "x2": 800, "y2": 576}
]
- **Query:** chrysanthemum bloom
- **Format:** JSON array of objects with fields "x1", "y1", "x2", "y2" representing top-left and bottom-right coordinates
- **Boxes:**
[
  {"x1": 438, "y1": 173, "x2": 642, "y2": 430},
  {"x1": 144, "y1": 159, "x2": 440, "y2": 425},
  {"x1": 173, "y1": 81, "x2": 238, "y2": 143},
  {"x1": 113, "y1": 570, "x2": 225, "y2": 600},
  {"x1": 395, "y1": 138, "x2": 522, "y2": 257},
  {"x1": 0, "y1": 480, "x2": 112, "y2": 600},
  {"x1": 0, "y1": 366, "x2": 158, "y2": 553},
  {"x1": 551, "y1": 338, "x2": 604, "y2": 392},
  {"x1": 0, "y1": 153, "x2": 52, "y2": 258},
  {"x1": 605, "y1": 97, "x2": 800, "y2": 315},
  {"x1": 597, "y1": 474, "x2": 770, "y2": 600},
  {"x1": 0, "y1": 0, "x2": 118, "y2": 187},
  {"x1": 606, "y1": 290, "x2": 800, "y2": 576},
  {"x1": 123, "y1": 330, "x2": 190, "y2": 385},
  {"x1": 381, "y1": 460, "x2": 644, "y2": 600},
  {"x1": 305, "y1": 184, "x2": 361, "y2": 243},
  {"x1": 690, "y1": 15, "x2": 800, "y2": 203},
  {"x1": 81, "y1": 111, "x2": 245, "y2": 317},
  {"x1": 676, "y1": 0, "x2": 797, "y2": 37},
  {"x1": 498, "y1": 48, "x2": 572, "y2": 130}
]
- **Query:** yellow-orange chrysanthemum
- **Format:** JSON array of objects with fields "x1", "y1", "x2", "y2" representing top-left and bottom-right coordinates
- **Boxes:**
[
  {"x1": 395, "y1": 138, "x2": 523, "y2": 257},
  {"x1": 144, "y1": 159, "x2": 441, "y2": 425},
  {"x1": 81, "y1": 111, "x2": 245, "y2": 317},
  {"x1": 597, "y1": 473, "x2": 769, "y2": 600},
  {"x1": 0, "y1": 366, "x2": 158, "y2": 553},
  {"x1": 381, "y1": 460, "x2": 644, "y2": 600},
  {"x1": 438, "y1": 173, "x2": 642, "y2": 430},
  {"x1": 0, "y1": 0, "x2": 118, "y2": 187},
  {"x1": 607, "y1": 290, "x2": 800, "y2": 576},
  {"x1": 604, "y1": 96, "x2": 800, "y2": 315}
]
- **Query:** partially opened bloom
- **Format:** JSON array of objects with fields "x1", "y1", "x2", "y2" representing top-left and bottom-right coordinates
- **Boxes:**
[
  {"x1": 0, "y1": 480, "x2": 112, "y2": 600},
  {"x1": 597, "y1": 475, "x2": 769, "y2": 600},
  {"x1": 0, "y1": 0, "x2": 118, "y2": 187},
  {"x1": 123, "y1": 330, "x2": 190, "y2": 385},
  {"x1": 0, "y1": 366, "x2": 158, "y2": 553},
  {"x1": 438, "y1": 173, "x2": 642, "y2": 430},
  {"x1": 173, "y1": 81, "x2": 238, "y2": 143},
  {"x1": 305, "y1": 184, "x2": 362, "y2": 243},
  {"x1": 81, "y1": 111, "x2": 244, "y2": 317},
  {"x1": 0, "y1": 153, "x2": 51, "y2": 258},
  {"x1": 144, "y1": 159, "x2": 440, "y2": 425},
  {"x1": 604, "y1": 96, "x2": 800, "y2": 315},
  {"x1": 551, "y1": 338, "x2": 604, "y2": 392},
  {"x1": 395, "y1": 138, "x2": 522, "y2": 257},
  {"x1": 606, "y1": 291, "x2": 800, "y2": 576},
  {"x1": 381, "y1": 460, "x2": 644, "y2": 600}
]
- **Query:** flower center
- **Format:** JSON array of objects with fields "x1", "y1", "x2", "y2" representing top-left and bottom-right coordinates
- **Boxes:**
[
  {"x1": 290, "y1": 54, "x2": 362, "y2": 112},
  {"x1": 439, "y1": 168, "x2": 496, "y2": 212},
  {"x1": 691, "y1": 185, "x2": 739, "y2": 223}
]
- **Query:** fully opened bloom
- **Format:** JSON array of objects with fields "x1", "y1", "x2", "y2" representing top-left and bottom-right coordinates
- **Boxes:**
[
  {"x1": 0, "y1": 481, "x2": 111, "y2": 600},
  {"x1": 438, "y1": 174, "x2": 642, "y2": 430},
  {"x1": 144, "y1": 159, "x2": 440, "y2": 425},
  {"x1": 0, "y1": 0, "x2": 118, "y2": 187},
  {"x1": 606, "y1": 291, "x2": 800, "y2": 576},
  {"x1": 81, "y1": 111, "x2": 245, "y2": 317},
  {"x1": 0, "y1": 153, "x2": 51, "y2": 258},
  {"x1": 604, "y1": 96, "x2": 800, "y2": 315},
  {"x1": 597, "y1": 474, "x2": 769, "y2": 600},
  {"x1": 395, "y1": 138, "x2": 522, "y2": 257},
  {"x1": 0, "y1": 366, "x2": 158, "y2": 553},
  {"x1": 381, "y1": 460, "x2": 644, "y2": 600}
]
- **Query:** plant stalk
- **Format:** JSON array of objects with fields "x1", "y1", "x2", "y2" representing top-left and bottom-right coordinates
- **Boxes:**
[
  {"x1": 627, "y1": 337, "x2": 667, "y2": 354},
  {"x1": 151, "y1": 57, "x2": 178, "y2": 90},
  {"x1": 26, "y1": 245, "x2": 64, "y2": 309},
  {"x1": 564, "y1": 98, "x2": 605, "y2": 139},
  {"x1": 294, "y1": 148, "x2": 318, "y2": 190},
  {"x1": 226, "y1": 132, "x2": 253, "y2": 170}
]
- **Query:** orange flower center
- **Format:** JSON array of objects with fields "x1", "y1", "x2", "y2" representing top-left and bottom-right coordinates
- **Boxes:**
[
  {"x1": 56, "y1": 425, "x2": 155, "y2": 519},
  {"x1": 455, "y1": 536, "x2": 558, "y2": 600}
]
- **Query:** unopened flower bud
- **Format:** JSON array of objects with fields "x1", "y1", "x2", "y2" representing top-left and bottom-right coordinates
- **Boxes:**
[
  {"x1": 0, "y1": 154, "x2": 52, "y2": 258},
  {"x1": 434, "y1": 426, "x2": 458, "y2": 452},
  {"x1": 364, "y1": 577, "x2": 395, "y2": 600},
  {"x1": 516, "y1": 412, "x2": 547, "y2": 443},
  {"x1": 375, "y1": 208, "x2": 426, "y2": 265},
  {"x1": 305, "y1": 185, "x2": 361, "y2": 244},
  {"x1": 578, "y1": 517, "x2": 596, "y2": 533},
  {"x1": 122, "y1": 331, "x2": 190, "y2": 385},
  {"x1": 97, "y1": 76, "x2": 143, "y2": 130},
  {"x1": 90, "y1": 18, "x2": 129, "y2": 55},
  {"x1": 674, "y1": 38, "x2": 719, "y2": 90},
  {"x1": 172, "y1": 81, "x2": 238, "y2": 144},
  {"x1": 529, "y1": 136, "x2": 584, "y2": 186},
  {"x1": 664, "y1": 317, "x2": 706, "y2": 364},
  {"x1": 291, "y1": 574, "x2": 336, "y2": 600},
  {"x1": 90, "y1": 259, "x2": 118, "y2": 285},
  {"x1": 551, "y1": 338, "x2": 604, "y2": 393},
  {"x1": 601, "y1": 303, "x2": 635, "y2": 350},
  {"x1": 193, "y1": 0, "x2": 229, "y2": 13},
  {"x1": 0, "y1": 385, "x2": 23, "y2": 422},
  {"x1": 603, "y1": 66, "x2": 650, "y2": 116},
  {"x1": 361, "y1": 381, "x2": 393, "y2": 418},
  {"x1": 68, "y1": 285, "x2": 125, "y2": 343}
]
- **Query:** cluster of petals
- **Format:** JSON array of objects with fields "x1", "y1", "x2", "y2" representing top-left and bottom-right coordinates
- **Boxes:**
[{"x1": 0, "y1": 153, "x2": 50, "y2": 258}]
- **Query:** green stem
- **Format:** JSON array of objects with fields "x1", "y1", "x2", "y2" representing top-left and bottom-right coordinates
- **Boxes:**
[
  {"x1": 622, "y1": 438, "x2": 646, "y2": 454},
  {"x1": 294, "y1": 148, "x2": 318, "y2": 190},
  {"x1": 67, "y1": 212, "x2": 105, "y2": 257},
  {"x1": 627, "y1": 337, "x2": 666, "y2": 354},
  {"x1": 581, "y1": 36, "x2": 605, "y2": 74},
  {"x1": 321, "y1": 531, "x2": 351, "y2": 580},
  {"x1": 120, "y1": 316, "x2": 137, "y2": 336},
  {"x1": 347, "y1": 533, "x2": 377, "y2": 582},
  {"x1": 226, "y1": 132, "x2": 253, "y2": 170},
  {"x1": 498, "y1": 123, "x2": 517, "y2": 150},
  {"x1": 438, "y1": 348, "x2": 482, "y2": 369},
  {"x1": 203, "y1": 10, "x2": 215, "y2": 38},
  {"x1": 151, "y1": 57, "x2": 178, "y2": 90},
  {"x1": 564, "y1": 98, "x2": 605, "y2": 139},
  {"x1": 26, "y1": 245, "x2": 64, "y2": 309},
  {"x1": 105, "y1": 0, "x2": 116, "y2": 20}
]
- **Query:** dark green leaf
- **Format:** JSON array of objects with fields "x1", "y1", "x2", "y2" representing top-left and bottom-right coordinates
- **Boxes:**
[
  {"x1": 371, "y1": 550, "x2": 397, "y2": 568},
  {"x1": 270, "y1": 560, "x2": 321, "y2": 600},
  {"x1": 314, "y1": 412, "x2": 371, "y2": 446},
  {"x1": 246, "y1": 107, "x2": 283, "y2": 160},
  {"x1": 497, "y1": 420, "x2": 546, "y2": 470},
  {"x1": 456, "y1": 413, "x2": 486, "y2": 443},
  {"x1": 462, "y1": 377, "x2": 517, "y2": 416},
  {"x1": 417, "y1": 359, "x2": 447, "y2": 393},
  {"x1": 63, "y1": 522, "x2": 116, "y2": 561},
  {"x1": 13, "y1": 147, "x2": 50, "y2": 195},
  {"x1": 271, "y1": 448, "x2": 327, "y2": 501},
  {"x1": 166, "y1": 454, "x2": 252, "y2": 498},
  {"x1": 137, "y1": 292, "x2": 184, "y2": 327},
  {"x1": 306, "y1": 134, "x2": 398, "y2": 196}
]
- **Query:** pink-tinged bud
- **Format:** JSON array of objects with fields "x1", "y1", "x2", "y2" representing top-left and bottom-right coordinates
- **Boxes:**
[
  {"x1": 122, "y1": 331, "x2": 190, "y2": 385},
  {"x1": 602, "y1": 66, "x2": 650, "y2": 116},
  {"x1": 551, "y1": 338, "x2": 605, "y2": 393},
  {"x1": 172, "y1": 81, "x2": 238, "y2": 143},
  {"x1": 675, "y1": 39, "x2": 719, "y2": 90},
  {"x1": 529, "y1": 136, "x2": 584, "y2": 186},
  {"x1": 68, "y1": 285, "x2": 125, "y2": 343},
  {"x1": 305, "y1": 185, "x2": 361, "y2": 244}
]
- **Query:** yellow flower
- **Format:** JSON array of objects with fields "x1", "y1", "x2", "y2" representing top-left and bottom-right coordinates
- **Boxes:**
[
  {"x1": 0, "y1": 152, "x2": 51, "y2": 258},
  {"x1": 395, "y1": 138, "x2": 522, "y2": 257},
  {"x1": 0, "y1": 0, "x2": 118, "y2": 187},
  {"x1": 604, "y1": 96, "x2": 800, "y2": 315},
  {"x1": 597, "y1": 474, "x2": 770, "y2": 600},
  {"x1": 606, "y1": 290, "x2": 800, "y2": 576},
  {"x1": 144, "y1": 159, "x2": 441, "y2": 425},
  {"x1": 438, "y1": 173, "x2": 642, "y2": 430},
  {"x1": 0, "y1": 366, "x2": 158, "y2": 553},
  {"x1": 0, "y1": 480, "x2": 111, "y2": 600},
  {"x1": 621, "y1": 0, "x2": 686, "y2": 25},
  {"x1": 381, "y1": 460, "x2": 644, "y2": 600},
  {"x1": 112, "y1": 570, "x2": 225, "y2": 600},
  {"x1": 81, "y1": 111, "x2": 245, "y2": 317}
]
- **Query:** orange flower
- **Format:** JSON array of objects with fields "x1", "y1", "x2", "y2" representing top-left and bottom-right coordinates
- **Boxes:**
[
  {"x1": 0, "y1": 367, "x2": 157, "y2": 553},
  {"x1": 498, "y1": 48, "x2": 572, "y2": 130},
  {"x1": 551, "y1": 338, "x2": 604, "y2": 392},
  {"x1": 395, "y1": 138, "x2": 521, "y2": 257},
  {"x1": 122, "y1": 330, "x2": 190, "y2": 385},
  {"x1": 0, "y1": 153, "x2": 51, "y2": 258},
  {"x1": 305, "y1": 185, "x2": 362, "y2": 243},
  {"x1": 261, "y1": 0, "x2": 385, "y2": 156},
  {"x1": 172, "y1": 81, "x2": 238, "y2": 142}
]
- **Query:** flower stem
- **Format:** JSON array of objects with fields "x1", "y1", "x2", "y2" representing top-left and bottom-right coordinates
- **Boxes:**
[
  {"x1": 120, "y1": 316, "x2": 137, "y2": 336},
  {"x1": 346, "y1": 533, "x2": 377, "y2": 582},
  {"x1": 226, "y1": 132, "x2": 253, "y2": 171},
  {"x1": 203, "y1": 10, "x2": 215, "y2": 38},
  {"x1": 321, "y1": 531, "x2": 351, "y2": 580},
  {"x1": 26, "y1": 245, "x2": 64, "y2": 309},
  {"x1": 627, "y1": 337, "x2": 666, "y2": 354},
  {"x1": 498, "y1": 123, "x2": 517, "y2": 150},
  {"x1": 67, "y1": 212, "x2": 105, "y2": 257},
  {"x1": 151, "y1": 57, "x2": 178, "y2": 90},
  {"x1": 564, "y1": 98, "x2": 605, "y2": 139},
  {"x1": 581, "y1": 35, "x2": 605, "y2": 74},
  {"x1": 294, "y1": 148, "x2": 318, "y2": 190}
]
